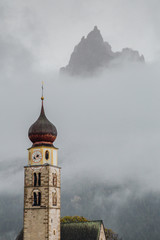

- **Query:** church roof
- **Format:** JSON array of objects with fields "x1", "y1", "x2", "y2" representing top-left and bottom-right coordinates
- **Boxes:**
[
  {"x1": 61, "y1": 221, "x2": 103, "y2": 240},
  {"x1": 15, "y1": 221, "x2": 103, "y2": 240}
]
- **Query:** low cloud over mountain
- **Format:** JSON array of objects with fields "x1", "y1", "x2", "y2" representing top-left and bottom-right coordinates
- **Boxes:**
[{"x1": 60, "y1": 26, "x2": 144, "y2": 76}]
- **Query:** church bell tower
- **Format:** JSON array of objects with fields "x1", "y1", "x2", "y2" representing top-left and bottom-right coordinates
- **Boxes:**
[{"x1": 23, "y1": 90, "x2": 61, "y2": 240}]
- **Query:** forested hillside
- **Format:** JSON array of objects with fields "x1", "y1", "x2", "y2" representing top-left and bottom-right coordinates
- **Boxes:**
[{"x1": 1, "y1": 180, "x2": 160, "y2": 240}]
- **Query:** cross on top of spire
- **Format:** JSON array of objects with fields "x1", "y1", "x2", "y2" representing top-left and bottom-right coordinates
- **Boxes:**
[{"x1": 41, "y1": 81, "x2": 44, "y2": 101}]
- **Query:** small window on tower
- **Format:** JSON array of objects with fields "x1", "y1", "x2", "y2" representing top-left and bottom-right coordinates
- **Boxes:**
[
  {"x1": 53, "y1": 173, "x2": 57, "y2": 187},
  {"x1": 32, "y1": 191, "x2": 41, "y2": 206},
  {"x1": 34, "y1": 173, "x2": 37, "y2": 187},
  {"x1": 33, "y1": 192, "x2": 37, "y2": 206},
  {"x1": 45, "y1": 150, "x2": 49, "y2": 160},
  {"x1": 38, "y1": 173, "x2": 41, "y2": 186},
  {"x1": 37, "y1": 192, "x2": 41, "y2": 206},
  {"x1": 52, "y1": 191, "x2": 57, "y2": 206}
]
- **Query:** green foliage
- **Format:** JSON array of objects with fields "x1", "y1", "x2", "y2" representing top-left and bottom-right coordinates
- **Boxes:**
[{"x1": 61, "y1": 216, "x2": 88, "y2": 223}]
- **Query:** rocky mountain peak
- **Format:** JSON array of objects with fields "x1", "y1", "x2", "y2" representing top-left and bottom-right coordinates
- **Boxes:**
[
  {"x1": 60, "y1": 26, "x2": 145, "y2": 76},
  {"x1": 87, "y1": 26, "x2": 104, "y2": 43}
]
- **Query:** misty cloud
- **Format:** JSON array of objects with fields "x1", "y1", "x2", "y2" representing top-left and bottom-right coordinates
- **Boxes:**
[
  {"x1": 1, "y1": 1, "x2": 160, "y2": 239},
  {"x1": 1, "y1": 62, "x2": 160, "y2": 194}
]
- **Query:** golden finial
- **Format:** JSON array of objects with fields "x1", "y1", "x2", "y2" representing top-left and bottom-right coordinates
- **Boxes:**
[{"x1": 41, "y1": 81, "x2": 44, "y2": 101}]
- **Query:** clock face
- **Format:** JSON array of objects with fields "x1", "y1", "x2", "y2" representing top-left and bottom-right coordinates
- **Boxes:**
[{"x1": 32, "y1": 150, "x2": 42, "y2": 163}]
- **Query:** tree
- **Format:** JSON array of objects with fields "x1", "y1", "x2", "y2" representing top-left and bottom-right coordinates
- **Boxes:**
[{"x1": 61, "y1": 216, "x2": 88, "y2": 223}]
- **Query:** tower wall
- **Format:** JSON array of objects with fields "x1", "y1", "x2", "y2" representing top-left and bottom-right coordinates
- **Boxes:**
[{"x1": 23, "y1": 165, "x2": 61, "y2": 240}]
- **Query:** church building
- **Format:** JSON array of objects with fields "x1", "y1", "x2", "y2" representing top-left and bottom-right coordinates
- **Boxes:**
[{"x1": 16, "y1": 93, "x2": 107, "y2": 240}]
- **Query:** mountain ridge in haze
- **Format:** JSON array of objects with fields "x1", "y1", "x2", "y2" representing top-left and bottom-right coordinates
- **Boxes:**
[
  {"x1": 1, "y1": 180, "x2": 160, "y2": 240},
  {"x1": 60, "y1": 26, "x2": 145, "y2": 76},
  {"x1": 0, "y1": 160, "x2": 160, "y2": 240}
]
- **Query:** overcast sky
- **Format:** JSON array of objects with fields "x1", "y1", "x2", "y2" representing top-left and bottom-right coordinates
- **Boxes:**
[
  {"x1": 1, "y1": 0, "x2": 160, "y2": 70},
  {"x1": 1, "y1": 0, "x2": 160, "y2": 197}
]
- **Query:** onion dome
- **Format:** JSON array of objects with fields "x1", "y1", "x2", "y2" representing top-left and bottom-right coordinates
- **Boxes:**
[{"x1": 28, "y1": 97, "x2": 57, "y2": 146}]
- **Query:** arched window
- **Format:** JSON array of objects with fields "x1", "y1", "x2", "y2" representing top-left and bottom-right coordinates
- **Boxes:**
[
  {"x1": 38, "y1": 173, "x2": 41, "y2": 186},
  {"x1": 33, "y1": 192, "x2": 37, "y2": 206},
  {"x1": 45, "y1": 150, "x2": 49, "y2": 160},
  {"x1": 38, "y1": 192, "x2": 41, "y2": 206},
  {"x1": 52, "y1": 191, "x2": 57, "y2": 206},
  {"x1": 34, "y1": 173, "x2": 37, "y2": 186},
  {"x1": 33, "y1": 191, "x2": 41, "y2": 206},
  {"x1": 53, "y1": 173, "x2": 57, "y2": 187},
  {"x1": 33, "y1": 172, "x2": 41, "y2": 187}
]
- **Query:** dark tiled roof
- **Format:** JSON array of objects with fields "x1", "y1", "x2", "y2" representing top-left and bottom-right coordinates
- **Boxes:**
[
  {"x1": 15, "y1": 221, "x2": 102, "y2": 240},
  {"x1": 61, "y1": 221, "x2": 102, "y2": 240}
]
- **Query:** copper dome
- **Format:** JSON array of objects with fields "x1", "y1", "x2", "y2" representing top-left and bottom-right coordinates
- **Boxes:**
[{"x1": 28, "y1": 101, "x2": 57, "y2": 146}]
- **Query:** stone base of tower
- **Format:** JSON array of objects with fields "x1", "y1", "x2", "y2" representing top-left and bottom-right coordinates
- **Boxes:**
[
  {"x1": 23, "y1": 164, "x2": 61, "y2": 240},
  {"x1": 24, "y1": 208, "x2": 60, "y2": 240},
  {"x1": 24, "y1": 208, "x2": 48, "y2": 239}
]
